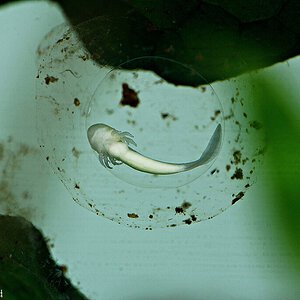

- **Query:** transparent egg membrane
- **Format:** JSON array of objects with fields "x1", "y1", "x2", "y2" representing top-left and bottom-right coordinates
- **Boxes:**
[
  {"x1": 86, "y1": 61, "x2": 224, "y2": 189},
  {"x1": 36, "y1": 21, "x2": 265, "y2": 229}
]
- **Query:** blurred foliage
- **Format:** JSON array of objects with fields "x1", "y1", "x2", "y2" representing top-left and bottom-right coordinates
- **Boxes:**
[
  {"x1": 2, "y1": 0, "x2": 300, "y2": 84},
  {"x1": 252, "y1": 76, "x2": 300, "y2": 267},
  {"x1": 204, "y1": 0, "x2": 286, "y2": 22},
  {"x1": 53, "y1": 0, "x2": 300, "y2": 85},
  {"x1": 0, "y1": 215, "x2": 89, "y2": 300}
]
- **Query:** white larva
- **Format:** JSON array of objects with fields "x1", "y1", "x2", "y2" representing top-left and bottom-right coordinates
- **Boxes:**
[{"x1": 87, "y1": 123, "x2": 222, "y2": 175}]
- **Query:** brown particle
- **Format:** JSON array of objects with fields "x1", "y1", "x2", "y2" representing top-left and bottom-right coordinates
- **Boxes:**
[
  {"x1": 127, "y1": 213, "x2": 139, "y2": 218},
  {"x1": 211, "y1": 110, "x2": 221, "y2": 121},
  {"x1": 161, "y1": 113, "x2": 177, "y2": 121},
  {"x1": 182, "y1": 201, "x2": 192, "y2": 209},
  {"x1": 191, "y1": 215, "x2": 197, "y2": 221},
  {"x1": 183, "y1": 218, "x2": 192, "y2": 225},
  {"x1": 232, "y1": 191, "x2": 245, "y2": 205},
  {"x1": 73, "y1": 98, "x2": 80, "y2": 106},
  {"x1": 175, "y1": 207, "x2": 184, "y2": 214},
  {"x1": 242, "y1": 158, "x2": 249, "y2": 165},
  {"x1": 226, "y1": 164, "x2": 231, "y2": 171},
  {"x1": 56, "y1": 38, "x2": 64, "y2": 44},
  {"x1": 61, "y1": 265, "x2": 68, "y2": 274},
  {"x1": 210, "y1": 168, "x2": 218, "y2": 175},
  {"x1": 79, "y1": 55, "x2": 88, "y2": 61},
  {"x1": 44, "y1": 75, "x2": 58, "y2": 85},
  {"x1": 120, "y1": 83, "x2": 140, "y2": 107},
  {"x1": 231, "y1": 168, "x2": 244, "y2": 180},
  {"x1": 233, "y1": 150, "x2": 242, "y2": 165}
]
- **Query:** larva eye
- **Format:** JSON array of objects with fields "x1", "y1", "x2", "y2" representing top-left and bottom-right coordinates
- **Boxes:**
[{"x1": 36, "y1": 19, "x2": 265, "y2": 229}]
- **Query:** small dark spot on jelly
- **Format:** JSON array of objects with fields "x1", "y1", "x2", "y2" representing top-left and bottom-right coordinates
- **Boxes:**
[
  {"x1": 210, "y1": 168, "x2": 217, "y2": 175},
  {"x1": 73, "y1": 98, "x2": 80, "y2": 106},
  {"x1": 74, "y1": 183, "x2": 80, "y2": 189},
  {"x1": 245, "y1": 183, "x2": 250, "y2": 188},
  {"x1": 242, "y1": 158, "x2": 248, "y2": 165},
  {"x1": 120, "y1": 83, "x2": 140, "y2": 108},
  {"x1": 88, "y1": 203, "x2": 93, "y2": 208},
  {"x1": 182, "y1": 201, "x2": 192, "y2": 209},
  {"x1": 127, "y1": 213, "x2": 139, "y2": 218},
  {"x1": 45, "y1": 75, "x2": 58, "y2": 85},
  {"x1": 231, "y1": 168, "x2": 243, "y2": 180},
  {"x1": 175, "y1": 207, "x2": 184, "y2": 214},
  {"x1": 149, "y1": 214, "x2": 153, "y2": 219},
  {"x1": 211, "y1": 110, "x2": 221, "y2": 121},
  {"x1": 233, "y1": 150, "x2": 242, "y2": 165},
  {"x1": 243, "y1": 112, "x2": 248, "y2": 118},
  {"x1": 161, "y1": 113, "x2": 177, "y2": 121},
  {"x1": 232, "y1": 192, "x2": 245, "y2": 205},
  {"x1": 226, "y1": 164, "x2": 231, "y2": 171},
  {"x1": 46, "y1": 156, "x2": 49, "y2": 161},
  {"x1": 191, "y1": 215, "x2": 197, "y2": 221},
  {"x1": 183, "y1": 218, "x2": 192, "y2": 225},
  {"x1": 170, "y1": 224, "x2": 177, "y2": 227}
]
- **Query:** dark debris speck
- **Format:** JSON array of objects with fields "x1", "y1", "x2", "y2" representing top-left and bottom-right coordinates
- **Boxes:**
[
  {"x1": 233, "y1": 150, "x2": 242, "y2": 165},
  {"x1": 120, "y1": 83, "x2": 140, "y2": 108},
  {"x1": 232, "y1": 192, "x2": 245, "y2": 205},
  {"x1": 183, "y1": 218, "x2": 192, "y2": 225},
  {"x1": 191, "y1": 215, "x2": 197, "y2": 221},
  {"x1": 73, "y1": 98, "x2": 80, "y2": 106},
  {"x1": 127, "y1": 213, "x2": 139, "y2": 218},
  {"x1": 45, "y1": 75, "x2": 58, "y2": 85},
  {"x1": 182, "y1": 201, "x2": 192, "y2": 209},
  {"x1": 175, "y1": 207, "x2": 184, "y2": 214},
  {"x1": 231, "y1": 168, "x2": 243, "y2": 180}
]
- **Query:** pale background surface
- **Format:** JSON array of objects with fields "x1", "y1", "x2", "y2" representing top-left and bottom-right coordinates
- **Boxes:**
[{"x1": 0, "y1": 2, "x2": 299, "y2": 299}]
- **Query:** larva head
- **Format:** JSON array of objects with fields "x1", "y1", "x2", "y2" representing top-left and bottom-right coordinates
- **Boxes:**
[
  {"x1": 87, "y1": 123, "x2": 115, "y2": 153},
  {"x1": 87, "y1": 123, "x2": 129, "y2": 157}
]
